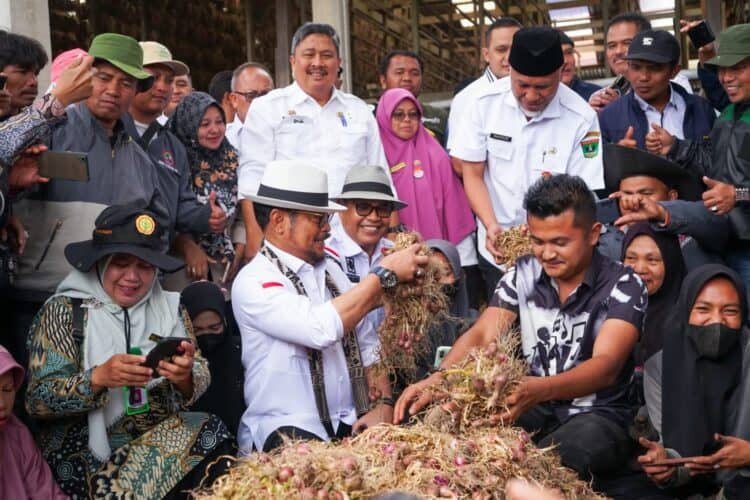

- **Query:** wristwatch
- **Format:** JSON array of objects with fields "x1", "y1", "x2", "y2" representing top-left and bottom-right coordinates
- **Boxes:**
[
  {"x1": 370, "y1": 265, "x2": 398, "y2": 289},
  {"x1": 736, "y1": 186, "x2": 750, "y2": 203}
]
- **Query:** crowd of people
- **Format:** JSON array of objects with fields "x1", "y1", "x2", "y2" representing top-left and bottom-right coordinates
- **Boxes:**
[{"x1": 1, "y1": 11, "x2": 750, "y2": 499}]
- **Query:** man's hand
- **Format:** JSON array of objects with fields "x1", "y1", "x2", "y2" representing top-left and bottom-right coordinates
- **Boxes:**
[
  {"x1": 353, "y1": 403, "x2": 393, "y2": 435},
  {"x1": 156, "y1": 340, "x2": 195, "y2": 397},
  {"x1": 393, "y1": 373, "x2": 443, "y2": 423},
  {"x1": 610, "y1": 191, "x2": 669, "y2": 227},
  {"x1": 497, "y1": 376, "x2": 547, "y2": 424},
  {"x1": 51, "y1": 55, "x2": 96, "y2": 106},
  {"x1": 379, "y1": 243, "x2": 429, "y2": 283},
  {"x1": 207, "y1": 191, "x2": 227, "y2": 233},
  {"x1": 617, "y1": 126, "x2": 637, "y2": 148},
  {"x1": 485, "y1": 222, "x2": 504, "y2": 264},
  {"x1": 181, "y1": 238, "x2": 216, "y2": 280},
  {"x1": 588, "y1": 87, "x2": 620, "y2": 113},
  {"x1": 679, "y1": 19, "x2": 717, "y2": 64},
  {"x1": 91, "y1": 353, "x2": 152, "y2": 392},
  {"x1": 1, "y1": 215, "x2": 29, "y2": 255},
  {"x1": 686, "y1": 434, "x2": 750, "y2": 473},
  {"x1": 645, "y1": 124, "x2": 674, "y2": 156},
  {"x1": 702, "y1": 177, "x2": 735, "y2": 215},
  {"x1": 637, "y1": 437, "x2": 677, "y2": 484},
  {"x1": 8, "y1": 144, "x2": 50, "y2": 193}
]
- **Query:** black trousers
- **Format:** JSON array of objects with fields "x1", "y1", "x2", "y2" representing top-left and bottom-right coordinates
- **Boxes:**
[
  {"x1": 516, "y1": 404, "x2": 633, "y2": 480},
  {"x1": 476, "y1": 253, "x2": 503, "y2": 303},
  {"x1": 262, "y1": 423, "x2": 353, "y2": 452}
]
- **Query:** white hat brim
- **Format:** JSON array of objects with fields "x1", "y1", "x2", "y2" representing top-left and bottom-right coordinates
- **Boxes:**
[{"x1": 246, "y1": 194, "x2": 346, "y2": 213}]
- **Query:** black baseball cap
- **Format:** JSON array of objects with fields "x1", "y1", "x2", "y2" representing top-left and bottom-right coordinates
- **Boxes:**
[
  {"x1": 65, "y1": 202, "x2": 183, "y2": 273},
  {"x1": 624, "y1": 29, "x2": 680, "y2": 64}
]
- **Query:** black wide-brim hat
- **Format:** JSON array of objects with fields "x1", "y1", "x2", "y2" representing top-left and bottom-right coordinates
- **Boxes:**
[
  {"x1": 65, "y1": 204, "x2": 184, "y2": 273},
  {"x1": 603, "y1": 144, "x2": 704, "y2": 201}
]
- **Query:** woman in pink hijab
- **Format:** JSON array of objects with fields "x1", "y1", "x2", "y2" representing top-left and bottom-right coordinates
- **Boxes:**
[
  {"x1": 0, "y1": 345, "x2": 68, "y2": 500},
  {"x1": 376, "y1": 88, "x2": 475, "y2": 244}
]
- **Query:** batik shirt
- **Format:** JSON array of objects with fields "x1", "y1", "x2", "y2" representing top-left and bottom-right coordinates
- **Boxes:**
[{"x1": 491, "y1": 251, "x2": 647, "y2": 424}]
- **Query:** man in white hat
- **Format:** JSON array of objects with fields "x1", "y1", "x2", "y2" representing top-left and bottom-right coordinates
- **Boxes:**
[
  {"x1": 232, "y1": 160, "x2": 426, "y2": 453},
  {"x1": 123, "y1": 41, "x2": 226, "y2": 242}
]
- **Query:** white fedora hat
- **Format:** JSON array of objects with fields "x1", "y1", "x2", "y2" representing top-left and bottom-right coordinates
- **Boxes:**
[
  {"x1": 247, "y1": 160, "x2": 346, "y2": 213},
  {"x1": 333, "y1": 165, "x2": 407, "y2": 209}
]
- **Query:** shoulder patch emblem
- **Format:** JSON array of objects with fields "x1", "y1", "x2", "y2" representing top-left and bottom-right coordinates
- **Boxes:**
[{"x1": 581, "y1": 132, "x2": 600, "y2": 159}]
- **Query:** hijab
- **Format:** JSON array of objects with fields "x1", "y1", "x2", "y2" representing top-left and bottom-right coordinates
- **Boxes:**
[
  {"x1": 375, "y1": 89, "x2": 475, "y2": 245},
  {"x1": 426, "y1": 239, "x2": 470, "y2": 318},
  {"x1": 661, "y1": 264, "x2": 748, "y2": 458},
  {"x1": 169, "y1": 91, "x2": 239, "y2": 261},
  {"x1": 51, "y1": 258, "x2": 187, "y2": 461},
  {"x1": 621, "y1": 223, "x2": 686, "y2": 364}
]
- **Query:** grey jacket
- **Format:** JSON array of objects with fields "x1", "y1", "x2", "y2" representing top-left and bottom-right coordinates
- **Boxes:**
[
  {"x1": 121, "y1": 113, "x2": 210, "y2": 239},
  {"x1": 0, "y1": 101, "x2": 168, "y2": 299}
]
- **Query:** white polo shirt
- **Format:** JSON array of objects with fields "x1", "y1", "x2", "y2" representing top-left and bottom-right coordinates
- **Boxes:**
[
  {"x1": 237, "y1": 82, "x2": 389, "y2": 198},
  {"x1": 231, "y1": 241, "x2": 380, "y2": 453},
  {"x1": 446, "y1": 67, "x2": 497, "y2": 154},
  {"x1": 450, "y1": 76, "x2": 604, "y2": 268}
]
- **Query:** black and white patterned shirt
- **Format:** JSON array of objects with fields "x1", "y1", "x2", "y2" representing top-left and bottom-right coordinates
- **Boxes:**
[{"x1": 491, "y1": 251, "x2": 647, "y2": 423}]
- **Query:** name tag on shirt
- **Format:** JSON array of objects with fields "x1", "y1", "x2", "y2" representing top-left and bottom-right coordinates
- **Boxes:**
[
  {"x1": 490, "y1": 133, "x2": 512, "y2": 142},
  {"x1": 281, "y1": 115, "x2": 313, "y2": 125}
]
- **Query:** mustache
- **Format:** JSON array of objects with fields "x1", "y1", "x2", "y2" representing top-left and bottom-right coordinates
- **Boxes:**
[{"x1": 307, "y1": 66, "x2": 329, "y2": 75}]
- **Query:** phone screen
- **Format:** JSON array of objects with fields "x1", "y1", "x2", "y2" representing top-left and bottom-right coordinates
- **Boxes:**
[{"x1": 596, "y1": 198, "x2": 621, "y2": 225}]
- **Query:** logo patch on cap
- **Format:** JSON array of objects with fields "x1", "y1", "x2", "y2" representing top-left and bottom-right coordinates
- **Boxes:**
[
  {"x1": 135, "y1": 215, "x2": 156, "y2": 235},
  {"x1": 642, "y1": 37, "x2": 653, "y2": 46}
]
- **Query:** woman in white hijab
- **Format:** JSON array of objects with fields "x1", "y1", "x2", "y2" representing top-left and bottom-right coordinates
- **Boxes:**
[{"x1": 25, "y1": 203, "x2": 233, "y2": 499}]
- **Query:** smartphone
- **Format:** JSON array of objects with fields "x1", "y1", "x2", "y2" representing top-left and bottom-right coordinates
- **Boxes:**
[
  {"x1": 0, "y1": 75, "x2": 7, "y2": 89},
  {"x1": 649, "y1": 456, "x2": 705, "y2": 467},
  {"x1": 610, "y1": 75, "x2": 631, "y2": 96},
  {"x1": 434, "y1": 346, "x2": 451, "y2": 369},
  {"x1": 38, "y1": 151, "x2": 90, "y2": 181},
  {"x1": 687, "y1": 20, "x2": 715, "y2": 48},
  {"x1": 596, "y1": 198, "x2": 621, "y2": 225},
  {"x1": 143, "y1": 337, "x2": 190, "y2": 372}
]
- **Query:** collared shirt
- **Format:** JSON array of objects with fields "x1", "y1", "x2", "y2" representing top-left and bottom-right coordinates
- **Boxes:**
[
  {"x1": 450, "y1": 76, "x2": 605, "y2": 267},
  {"x1": 237, "y1": 81, "x2": 389, "y2": 198},
  {"x1": 491, "y1": 251, "x2": 647, "y2": 423},
  {"x1": 231, "y1": 241, "x2": 380, "y2": 453},
  {"x1": 634, "y1": 88, "x2": 687, "y2": 140},
  {"x1": 225, "y1": 116, "x2": 243, "y2": 150},
  {"x1": 446, "y1": 67, "x2": 497, "y2": 154}
]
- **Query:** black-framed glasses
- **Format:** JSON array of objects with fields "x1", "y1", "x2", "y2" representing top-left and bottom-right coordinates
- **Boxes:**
[
  {"x1": 234, "y1": 89, "x2": 270, "y2": 102},
  {"x1": 391, "y1": 110, "x2": 420, "y2": 122},
  {"x1": 353, "y1": 201, "x2": 394, "y2": 218},
  {"x1": 291, "y1": 210, "x2": 333, "y2": 228}
]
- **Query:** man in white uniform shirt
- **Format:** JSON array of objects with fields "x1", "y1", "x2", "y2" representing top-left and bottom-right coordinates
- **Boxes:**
[
  {"x1": 225, "y1": 62, "x2": 274, "y2": 149},
  {"x1": 237, "y1": 23, "x2": 389, "y2": 263},
  {"x1": 451, "y1": 27, "x2": 604, "y2": 297},
  {"x1": 232, "y1": 160, "x2": 426, "y2": 453}
]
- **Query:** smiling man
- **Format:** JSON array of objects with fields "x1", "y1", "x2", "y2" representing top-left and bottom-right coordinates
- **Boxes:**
[
  {"x1": 559, "y1": 31, "x2": 600, "y2": 101},
  {"x1": 451, "y1": 26, "x2": 603, "y2": 297},
  {"x1": 599, "y1": 30, "x2": 715, "y2": 149},
  {"x1": 238, "y1": 22, "x2": 389, "y2": 262},
  {"x1": 395, "y1": 175, "x2": 647, "y2": 486},
  {"x1": 123, "y1": 41, "x2": 224, "y2": 242}
]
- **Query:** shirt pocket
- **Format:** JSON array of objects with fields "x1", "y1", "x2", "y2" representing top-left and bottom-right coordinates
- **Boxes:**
[
  {"x1": 276, "y1": 117, "x2": 313, "y2": 156},
  {"x1": 486, "y1": 137, "x2": 513, "y2": 162},
  {"x1": 336, "y1": 125, "x2": 368, "y2": 157}
]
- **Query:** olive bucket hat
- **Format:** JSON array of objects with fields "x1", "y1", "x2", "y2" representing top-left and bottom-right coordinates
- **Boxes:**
[
  {"x1": 88, "y1": 33, "x2": 152, "y2": 81},
  {"x1": 705, "y1": 24, "x2": 750, "y2": 68},
  {"x1": 65, "y1": 203, "x2": 184, "y2": 273}
]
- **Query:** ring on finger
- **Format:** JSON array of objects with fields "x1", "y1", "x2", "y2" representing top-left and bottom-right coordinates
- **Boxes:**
[
  {"x1": 711, "y1": 206, "x2": 718, "y2": 212},
  {"x1": 415, "y1": 268, "x2": 425, "y2": 279}
]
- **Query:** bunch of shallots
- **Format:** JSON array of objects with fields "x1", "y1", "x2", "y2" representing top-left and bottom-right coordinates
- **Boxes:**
[{"x1": 493, "y1": 225, "x2": 532, "y2": 269}]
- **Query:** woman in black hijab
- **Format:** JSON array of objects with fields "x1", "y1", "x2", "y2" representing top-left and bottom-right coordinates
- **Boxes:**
[
  {"x1": 181, "y1": 281, "x2": 245, "y2": 436},
  {"x1": 639, "y1": 264, "x2": 750, "y2": 497},
  {"x1": 622, "y1": 222, "x2": 687, "y2": 365}
]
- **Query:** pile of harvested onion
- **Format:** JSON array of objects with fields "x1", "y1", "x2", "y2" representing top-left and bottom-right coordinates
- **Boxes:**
[{"x1": 493, "y1": 225, "x2": 532, "y2": 269}]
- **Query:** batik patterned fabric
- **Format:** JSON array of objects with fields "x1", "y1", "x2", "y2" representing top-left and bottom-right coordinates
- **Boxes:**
[
  {"x1": 25, "y1": 296, "x2": 232, "y2": 499},
  {"x1": 491, "y1": 251, "x2": 647, "y2": 425}
]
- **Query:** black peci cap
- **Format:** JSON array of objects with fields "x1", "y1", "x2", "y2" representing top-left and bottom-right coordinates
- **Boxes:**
[{"x1": 509, "y1": 27, "x2": 564, "y2": 76}]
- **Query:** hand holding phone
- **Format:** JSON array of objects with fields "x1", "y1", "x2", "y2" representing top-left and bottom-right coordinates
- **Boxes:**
[
  {"x1": 38, "y1": 151, "x2": 90, "y2": 181},
  {"x1": 596, "y1": 198, "x2": 621, "y2": 225},
  {"x1": 687, "y1": 20, "x2": 715, "y2": 49},
  {"x1": 143, "y1": 336, "x2": 192, "y2": 372}
]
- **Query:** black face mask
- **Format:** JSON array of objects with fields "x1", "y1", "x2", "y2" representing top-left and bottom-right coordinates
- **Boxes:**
[
  {"x1": 197, "y1": 333, "x2": 225, "y2": 355},
  {"x1": 441, "y1": 284, "x2": 457, "y2": 299},
  {"x1": 686, "y1": 323, "x2": 741, "y2": 359}
]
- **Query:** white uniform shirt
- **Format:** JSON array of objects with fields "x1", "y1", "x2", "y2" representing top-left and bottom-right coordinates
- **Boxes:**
[
  {"x1": 231, "y1": 241, "x2": 380, "y2": 453},
  {"x1": 237, "y1": 82, "x2": 389, "y2": 198},
  {"x1": 450, "y1": 76, "x2": 604, "y2": 268},
  {"x1": 446, "y1": 67, "x2": 497, "y2": 154},
  {"x1": 225, "y1": 116, "x2": 244, "y2": 150}
]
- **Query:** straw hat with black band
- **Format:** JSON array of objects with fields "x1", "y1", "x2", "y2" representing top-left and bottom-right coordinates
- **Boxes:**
[{"x1": 333, "y1": 165, "x2": 407, "y2": 209}]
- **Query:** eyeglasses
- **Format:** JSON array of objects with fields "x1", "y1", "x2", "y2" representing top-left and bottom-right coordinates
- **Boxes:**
[
  {"x1": 291, "y1": 210, "x2": 332, "y2": 228},
  {"x1": 391, "y1": 110, "x2": 421, "y2": 122},
  {"x1": 353, "y1": 202, "x2": 394, "y2": 218},
  {"x1": 234, "y1": 89, "x2": 270, "y2": 102}
]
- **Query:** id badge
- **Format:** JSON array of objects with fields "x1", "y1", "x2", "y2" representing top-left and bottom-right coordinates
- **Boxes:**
[{"x1": 124, "y1": 347, "x2": 149, "y2": 416}]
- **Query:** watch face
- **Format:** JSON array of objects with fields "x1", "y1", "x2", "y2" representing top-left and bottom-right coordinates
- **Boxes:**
[{"x1": 383, "y1": 271, "x2": 398, "y2": 288}]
